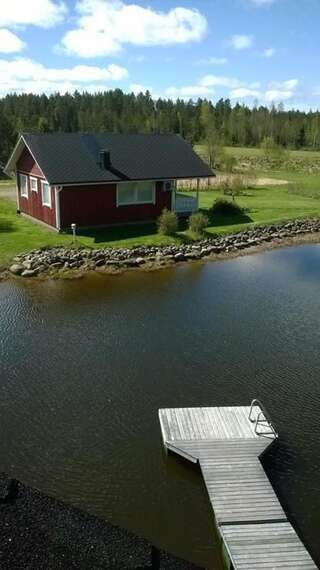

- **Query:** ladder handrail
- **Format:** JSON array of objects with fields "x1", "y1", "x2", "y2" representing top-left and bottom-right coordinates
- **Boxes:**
[{"x1": 249, "y1": 399, "x2": 278, "y2": 439}]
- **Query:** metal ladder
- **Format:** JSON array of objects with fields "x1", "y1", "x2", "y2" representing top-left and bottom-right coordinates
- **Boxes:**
[{"x1": 248, "y1": 398, "x2": 278, "y2": 439}]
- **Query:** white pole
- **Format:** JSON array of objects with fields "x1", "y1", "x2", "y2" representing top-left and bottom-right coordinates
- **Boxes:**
[{"x1": 71, "y1": 223, "x2": 77, "y2": 246}]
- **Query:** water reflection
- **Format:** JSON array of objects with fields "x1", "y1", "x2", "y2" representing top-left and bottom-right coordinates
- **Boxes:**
[{"x1": 1, "y1": 244, "x2": 320, "y2": 567}]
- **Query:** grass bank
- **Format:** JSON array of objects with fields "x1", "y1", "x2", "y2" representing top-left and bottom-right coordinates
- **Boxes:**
[{"x1": 1, "y1": 177, "x2": 320, "y2": 269}]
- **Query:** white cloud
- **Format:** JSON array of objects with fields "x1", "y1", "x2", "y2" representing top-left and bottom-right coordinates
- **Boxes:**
[
  {"x1": 230, "y1": 87, "x2": 261, "y2": 98},
  {"x1": 0, "y1": 29, "x2": 25, "y2": 53},
  {"x1": 275, "y1": 79, "x2": 298, "y2": 90},
  {"x1": 265, "y1": 89, "x2": 293, "y2": 102},
  {"x1": 61, "y1": 0, "x2": 207, "y2": 57},
  {"x1": 229, "y1": 78, "x2": 299, "y2": 102},
  {"x1": 229, "y1": 34, "x2": 253, "y2": 50},
  {"x1": 0, "y1": 58, "x2": 128, "y2": 95},
  {"x1": 200, "y1": 75, "x2": 241, "y2": 88},
  {"x1": 165, "y1": 85, "x2": 213, "y2": 99},
  {"x1": 0, "y1": 0, "x2": 66, "y2": 29},
  {"x1": 197, "y1": 56, "x2": 228, "y2": 66},
  {"x1": 264, "y1": 79, "x2": 299, "y2": 102},
  {"x1": 129, "y1": 83, "x2": 152, "y2": 94},
  {"x1": 262, "y1": 47, "x2": 276, "y2": 58},
  {"x1": 265, "y1": 79, "x2": 298, "y2": 101}
]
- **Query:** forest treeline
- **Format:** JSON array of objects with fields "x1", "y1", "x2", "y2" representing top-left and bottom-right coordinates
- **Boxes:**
[{"x1": 1, "y1": 89, "x2": 320, "y2": 168}]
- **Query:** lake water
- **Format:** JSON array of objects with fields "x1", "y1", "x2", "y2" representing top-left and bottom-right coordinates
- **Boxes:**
[{"x1": 1, "y1": 244, "x2": 320, "y2": 568}]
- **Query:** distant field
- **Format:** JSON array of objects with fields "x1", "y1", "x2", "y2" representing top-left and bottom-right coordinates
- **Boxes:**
[
  {"x1": 195, "y1": 145, "x2": 320, "y2": 162},
  {"x1": 225, "y1": 146, "x2": 320, "y2": 160}
]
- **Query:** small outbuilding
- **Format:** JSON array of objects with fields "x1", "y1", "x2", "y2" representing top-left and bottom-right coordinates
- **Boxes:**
[{"x1": 4, "y1": 132, "x2": 214, "y2": 231}]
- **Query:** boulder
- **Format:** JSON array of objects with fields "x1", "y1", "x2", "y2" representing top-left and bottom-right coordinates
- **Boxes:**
[
  {"x1": 174, "y1": 252, "x2": 185, "y2": 262},
  {"x1": 9, "y1": 264, "x2": 24, "y2": 275},
  {"x1": 21, "y1": 269, "x2": 38, "y2": 277},
  {"x1": 185, "y1": 252, "x2": 201, "y2": 260},
  {"x1": 50, "y1": 262, "x2": 64, "y2": 268}
]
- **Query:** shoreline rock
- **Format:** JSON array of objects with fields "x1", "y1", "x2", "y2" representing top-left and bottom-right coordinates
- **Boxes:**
[{"x1": 7, "y1": 218, "x2": 320, "y2": 279}]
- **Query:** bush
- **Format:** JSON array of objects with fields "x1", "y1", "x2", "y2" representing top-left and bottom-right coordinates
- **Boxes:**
[
  {"x1": 220, "y1": 176, "x2": 245, "y2": 197},
  {"x1": 157, "y1": 208, "x2": 178, "y2": 235},
  {"x1": 188, "y1": 212, "x2": 209, "y2": 238},
  {"x1": 219, "y1": 152, "x2": 238, "y2": 173},
  {"x1": 218, "y1": 175, "x2": 256, "y2": 198},
  {"x1": 210, "y1": 198, "x2": 244, "y2": 216}
]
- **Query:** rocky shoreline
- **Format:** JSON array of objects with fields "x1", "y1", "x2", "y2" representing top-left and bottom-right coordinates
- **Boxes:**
[{"x1": 7, "y1": 218, "x2": 320, "y2": 279}]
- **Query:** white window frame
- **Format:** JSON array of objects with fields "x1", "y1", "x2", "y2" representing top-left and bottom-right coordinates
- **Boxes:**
[
  {"x1": 30, "y1": 176, "x2": 38, "y2": 193},
  {"x1": 19, "y1": 173, "x2": 28, "y2": 198},
  {"x1": 41, "y1": 180, "x2": 52, "y2": 208},
  {"x1": 116, "y1": 181, "x2": 155, "y2": 207}
]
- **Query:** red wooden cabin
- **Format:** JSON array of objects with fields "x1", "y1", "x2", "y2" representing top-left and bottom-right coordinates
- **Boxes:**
[{"x1": 4, "y1": 133, "x2": 213, "y2": 231}]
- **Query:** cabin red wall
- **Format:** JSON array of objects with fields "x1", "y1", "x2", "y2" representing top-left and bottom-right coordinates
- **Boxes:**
[
  {"x1": 16, "y1": 147, "x2": 56, "y2": 228},
  {"x1": 17, "y1": 146, "x2": 44, "y2": 178},
  {"x1": 59, "y1": 181, "x2": 172, "y2": 228}
]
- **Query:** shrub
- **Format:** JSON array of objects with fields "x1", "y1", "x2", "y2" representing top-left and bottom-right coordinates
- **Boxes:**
[
  {"x1": 218, "y1": 175, "x2": 256, "y2": 198},
  {"x1": 188, "y1": 212, "x2": 209, "y2": 238},
  {"x1": 220, "y1": 176, "x2": 245, "y2": 198},
  {"x1": 210, "y1": 198, "x2": 244, "y2": 216},
  {"x1": 219, "y1": 152, "x2": 238, "y2": 173},
  {"x1": 157, "y1": 208, "x2": 178, "y2": 235}
]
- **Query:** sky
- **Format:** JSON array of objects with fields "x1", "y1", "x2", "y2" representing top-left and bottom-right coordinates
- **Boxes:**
[{"x1": 0, "y1": 0, "x2": 319, "y2": 109}]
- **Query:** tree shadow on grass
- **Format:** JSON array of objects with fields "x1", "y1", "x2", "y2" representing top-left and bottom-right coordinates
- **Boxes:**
[
  {"x1": 0, "y1": 219, "x2": 14, "y2": 232},
  {"x1": 203, "y1": 208, "x2": 253, "y2": 229},
  {"x1": 77, "y1": 223, "x2": 158, "y2": 244},
  {"x1": 76, "y1": 221, "x2": 193, "y2": 245}
]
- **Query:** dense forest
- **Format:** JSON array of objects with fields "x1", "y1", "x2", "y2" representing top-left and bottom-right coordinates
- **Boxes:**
[{"x1": 1, "y1": 89, "x2": 320, "y2": 169}]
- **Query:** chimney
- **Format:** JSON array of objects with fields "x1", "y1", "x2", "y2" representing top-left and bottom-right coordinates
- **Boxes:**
[{"x1": 99, "y1": 149, "x2": 111, "y2": 169}]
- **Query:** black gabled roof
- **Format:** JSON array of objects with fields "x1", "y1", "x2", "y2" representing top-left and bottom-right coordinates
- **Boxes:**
[{"x1": 19, "y1": 132, "x2": 213, "y2": 185}]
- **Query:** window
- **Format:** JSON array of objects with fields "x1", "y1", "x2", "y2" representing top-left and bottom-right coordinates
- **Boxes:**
[
  {"x1": 30, "y1": 177, "x2": 38, "y2": 192},
  {"x1": 41, "y1": 181, "x2": 51, "y2": 207},
  {"x1": 19, "y1": 174, "x2": 28, "y2": 198},
  {"x1": 117, "y1": 182, "x2": 155, "y2": 206}
]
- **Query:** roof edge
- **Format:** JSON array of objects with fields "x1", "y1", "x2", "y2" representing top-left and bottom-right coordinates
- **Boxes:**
[
  {"x1": 4, "y1": 134, "x2": 47, "y2": 181},
  {"x1": 3, "y1": 135, "x2": 25, "y2": 177},
  {"x1": 54, "y1": 174, "x2": 216, "y2": 186}
]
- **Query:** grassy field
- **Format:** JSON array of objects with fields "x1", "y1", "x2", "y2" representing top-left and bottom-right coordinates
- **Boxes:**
[
  {"x1": 1, "y1": 146, "x2": 320, "y2": 268},
  {"x1": 195, "y1": 144, "x2": 320, "y2": 163},
  {"x1": 225, "y1": 146, "x2": 320, "y2": 161}
]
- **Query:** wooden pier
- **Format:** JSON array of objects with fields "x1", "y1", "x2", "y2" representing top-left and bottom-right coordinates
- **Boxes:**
[{"x1": 158, "y1": 403, "x2": 317, "y2": 570}]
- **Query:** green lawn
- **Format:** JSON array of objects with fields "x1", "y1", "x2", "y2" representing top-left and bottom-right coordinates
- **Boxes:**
[
  {"x1": 1, "y1": 176, "x2": 320, "y2": 268},
  {"x1": 196, "y1": 183, "x2": 320, "y2": 234}
]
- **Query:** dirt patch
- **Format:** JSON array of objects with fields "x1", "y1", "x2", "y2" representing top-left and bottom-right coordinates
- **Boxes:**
[{"x1": 254, "y1": 177, "x2": 288, "y2": 186}]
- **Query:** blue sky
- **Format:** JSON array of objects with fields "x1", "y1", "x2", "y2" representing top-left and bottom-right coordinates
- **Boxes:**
[{"x1": 0, "y1": 0, "x2": 319, "y2": 109}]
